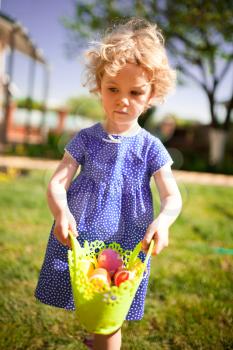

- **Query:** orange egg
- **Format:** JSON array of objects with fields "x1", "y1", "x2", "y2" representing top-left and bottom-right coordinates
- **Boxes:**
[{"x1": 89, "y1": 267, "x2": 111, "y2": 287}]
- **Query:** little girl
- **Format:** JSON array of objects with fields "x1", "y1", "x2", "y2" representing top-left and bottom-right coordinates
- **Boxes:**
[{"x1": 35, "y1": 18, "x2": 182, "y2": 350}]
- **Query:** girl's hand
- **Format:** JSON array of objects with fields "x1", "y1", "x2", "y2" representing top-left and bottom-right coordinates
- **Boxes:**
[
  {"x1": 54, "y1": 210, "x2": 78, "y2": 248},
  {"x1": 141, "y1": 219, "x2": 169, "y2": 256}
]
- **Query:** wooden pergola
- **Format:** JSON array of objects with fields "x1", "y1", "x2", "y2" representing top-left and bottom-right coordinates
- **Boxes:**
[{"x1": 0, "y1": 11, "x2": 49, "y2": 145}]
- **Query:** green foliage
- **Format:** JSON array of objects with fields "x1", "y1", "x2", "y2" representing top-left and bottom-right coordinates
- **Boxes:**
[
  {"x1": 155, "y1": 113, "x2": 200, "y2": 127},
  {"x1": 16, "y1": 98, "x2": 44, "y2": 111},
  {"x1": 62, "y1": 0, "x2": 233, "y2": 129},
  {"x1": 66, "y1": 95, "x2": 104, "y2": 121},
  {"x1": 178, "y1": 150, "x2": 233, "y2": 175},
  {"x1": 138, "y1": 107, "x2": 156, "y2": 129},
  {"x1": 170, "y1": 117, "x2": 200, "y2": 127},
  {"x1": 0, "y1": 173, "x2": 232, "y2": 349}
]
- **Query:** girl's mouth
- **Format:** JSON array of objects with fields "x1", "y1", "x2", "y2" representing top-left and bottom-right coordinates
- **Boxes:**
[{"x1": 114, "y1": 111, "x2": 128, "y2": 114}]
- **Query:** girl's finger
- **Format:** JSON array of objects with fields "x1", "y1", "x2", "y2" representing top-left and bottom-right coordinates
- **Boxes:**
[
  {"x1": 65, "y1": 237, "x2": 71, "y2": 249},
  {"x1": 54, "y1": 228, "x2": 70, "y2": 247},
  {"x1": 152, "y1": 244, "x2": 157, "y2": 256},
  {"x1": 70, "y1": 225, "x2": 78, "y2": 237},
  {"x1": 154, "y1": 242, "x2": 164, "y2": 255},
  {"x1": 141, "y1": 240, "x2": 151, "y2": 253},
  {"x1": 142, "y1": 230, "x2": 157, "y2": 252},
  {"x1": 58, "y1": 236, "x2": 67, "y2": 247}
]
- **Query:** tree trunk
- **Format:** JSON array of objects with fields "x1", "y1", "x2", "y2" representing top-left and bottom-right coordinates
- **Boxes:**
[{"x1": 208, "y1": 127, "x2": 228, "y2": 166}]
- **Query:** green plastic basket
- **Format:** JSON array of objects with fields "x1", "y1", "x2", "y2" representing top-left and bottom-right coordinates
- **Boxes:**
[{"x1": 68, "y1": 232, "x2": 154, "y2": 335}]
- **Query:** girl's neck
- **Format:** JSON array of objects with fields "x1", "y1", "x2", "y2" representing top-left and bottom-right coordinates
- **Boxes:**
[{"x1": 102, "y1": 120, "x2": 141, "y2": 136}]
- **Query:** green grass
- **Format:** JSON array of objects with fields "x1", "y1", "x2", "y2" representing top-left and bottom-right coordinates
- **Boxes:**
[{"x1": 0, "y1": 171, "x2": 232, "y2": 350}]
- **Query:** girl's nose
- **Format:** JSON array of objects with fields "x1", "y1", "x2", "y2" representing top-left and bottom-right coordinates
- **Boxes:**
[{"x1": 117, "y1": 96, "x2": 130, "y2": 107}]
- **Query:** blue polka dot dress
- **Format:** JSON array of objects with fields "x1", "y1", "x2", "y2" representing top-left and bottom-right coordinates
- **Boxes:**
[{"x1": 35, "y1": 122, "x2": 173, "y2": 320}]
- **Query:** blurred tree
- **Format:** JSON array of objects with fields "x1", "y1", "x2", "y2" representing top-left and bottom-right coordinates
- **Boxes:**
[
  {"x1": 62, "y1": 0, "x2": 233, "y2": 164},
  {"x1": 66, "y1": 95, "x2": 104, "y2": 121},
  {"x1": 160, "y1": 0, "x2": 233, "y2": 165}
]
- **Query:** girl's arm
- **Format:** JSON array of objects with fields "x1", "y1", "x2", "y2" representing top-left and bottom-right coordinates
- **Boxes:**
[
  {"x1": 142, "y1": 163, "x2": 182, "y2": 255},
  {"x1": 47, "y1": 151, "x2": 79, "y2": 247}
]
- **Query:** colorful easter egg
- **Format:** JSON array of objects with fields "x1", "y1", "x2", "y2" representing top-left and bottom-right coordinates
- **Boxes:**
[
  {"x1": 114, "y1": 268, "x2": 134, "y2": 287},
  {"x1": 89, "y1": 267, "x2": 111, "y2": 287},
  {"x1": 97, "y1": 248, "x2": 124, "y2": 277},
  {"x1": 80, "y1": 259, "x2": 95, "y2": 277}
]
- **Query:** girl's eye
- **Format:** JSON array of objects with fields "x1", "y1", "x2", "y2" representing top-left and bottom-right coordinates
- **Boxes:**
[
  {"x1": 131, "y1": 91, "x2": 142, "y2": 96},
  {"x1": 108, "y1": 88, "x2": 142, "y2": 95}
]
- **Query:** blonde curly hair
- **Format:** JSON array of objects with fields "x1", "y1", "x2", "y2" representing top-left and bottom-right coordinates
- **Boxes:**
[{"x1": 83, "y1": 17, "x2": 176, "y2": 105}]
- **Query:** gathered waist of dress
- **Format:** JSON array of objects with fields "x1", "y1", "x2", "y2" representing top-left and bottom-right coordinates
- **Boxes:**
[{"x1": 74, "y1": 171, "x2": 150, "y2": 191}]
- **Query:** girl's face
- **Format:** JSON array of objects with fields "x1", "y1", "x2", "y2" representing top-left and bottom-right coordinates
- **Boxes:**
[{"x1": 100, "y1": 63, "x2": 154, "y2": 129}]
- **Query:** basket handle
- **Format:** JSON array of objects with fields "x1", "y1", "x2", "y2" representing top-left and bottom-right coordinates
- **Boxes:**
[
  {"x1": 140, "y1": 240, "x2": 155, "y2": 280},
  {"x1": 128, "y1": 239, "x2": 155, "y2": 270},
  {"x1": 68, "y1": 230, "x2": 85, "y2": 269},
  {"x1": 143, "y1": 240, "x2": 154, "y2": 267},
  {"x1": 68, "y1": 230, "x2": 82, "y2": 250}
]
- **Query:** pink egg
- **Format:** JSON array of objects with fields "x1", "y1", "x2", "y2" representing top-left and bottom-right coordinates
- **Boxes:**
[{"x1": 97, "y1": 248, "x2": 124, "y2": 277}]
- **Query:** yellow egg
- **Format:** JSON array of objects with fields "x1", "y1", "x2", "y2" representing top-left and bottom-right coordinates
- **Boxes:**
[{"x1": 80, "y1": 259, "x2": 95, "y2": 277}]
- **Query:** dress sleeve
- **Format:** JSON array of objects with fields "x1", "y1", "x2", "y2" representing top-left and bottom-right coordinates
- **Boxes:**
[
  {"x1": 64, "y1": 130, "x2": 86, "y2": 165},
  {"x1": 147, "y1": 137, "x2": 173, "y2": 176}
]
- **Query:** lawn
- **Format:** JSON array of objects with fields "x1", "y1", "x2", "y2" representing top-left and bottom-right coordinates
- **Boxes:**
[{"x1": 0, "y1": 170, "x2": 232, "y2": 350}]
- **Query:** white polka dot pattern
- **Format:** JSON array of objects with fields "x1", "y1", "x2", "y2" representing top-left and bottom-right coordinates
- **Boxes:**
[{"x1": 35, "y1": 122, "x2": 173, "y2": 321}]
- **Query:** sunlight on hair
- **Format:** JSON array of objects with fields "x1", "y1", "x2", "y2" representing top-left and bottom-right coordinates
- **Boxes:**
[{"x1": 83, "y1": 17, "x2": 176, "y2": 106}]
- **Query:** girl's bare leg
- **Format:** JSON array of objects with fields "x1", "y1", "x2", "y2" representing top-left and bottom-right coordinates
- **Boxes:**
[{"x1": 93, "y1": 327, "x2": 122, "y2": 350}]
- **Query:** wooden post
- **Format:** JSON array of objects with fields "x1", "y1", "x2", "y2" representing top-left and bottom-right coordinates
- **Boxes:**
[
  {"x1": 56, "y1": 108, "x2": 67, "y2": 134},
  {"x1": 0, "y1": 39, "x2": 6, "y2": 115},
  {"x1": 2, "y1": 26, "x2": 17, "y2": 144},
  {"x1": 0, "y1": 38, "x2": 6, "y2": 145},
  {"x1": 6, "y1": 100, "x2": 16, "y2": 137}
]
